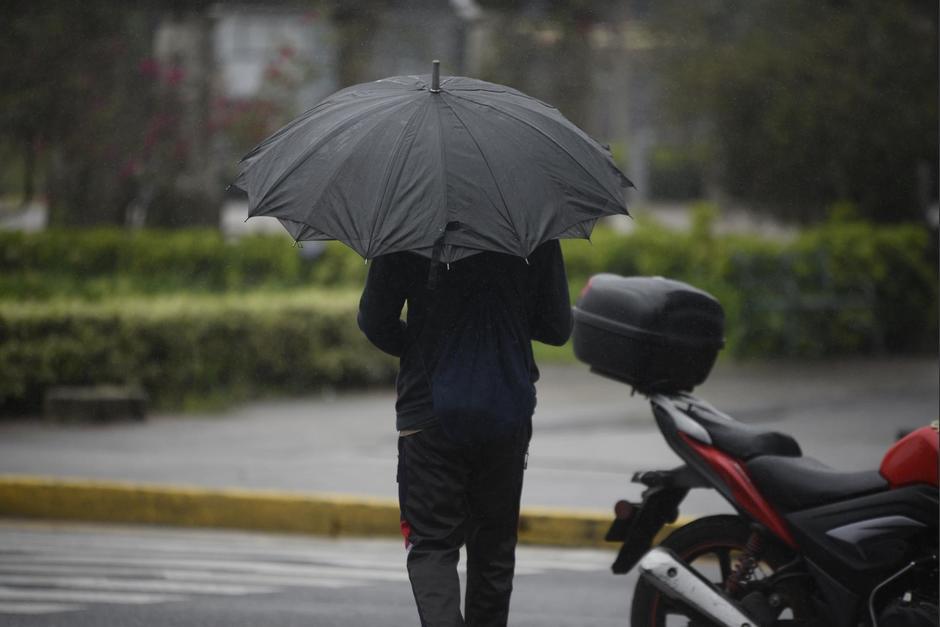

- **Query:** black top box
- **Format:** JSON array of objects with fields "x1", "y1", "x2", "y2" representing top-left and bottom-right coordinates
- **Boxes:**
[{"x1": 572, "y1": 274, "x2": 725, "y2": 394}]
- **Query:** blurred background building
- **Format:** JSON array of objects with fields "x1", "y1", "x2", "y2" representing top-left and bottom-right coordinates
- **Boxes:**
[{"x1": 3, "y1": 0, "x2": 934, "y2": 236}]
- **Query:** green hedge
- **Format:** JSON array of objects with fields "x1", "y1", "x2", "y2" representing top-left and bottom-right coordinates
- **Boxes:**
[
  {"x1": 1, "y1": 209, "x2": 935, "y2": 366},
  {"x1": 0, "y1": 229, "x2": 367, "y2": 299},
  {"x1": 0, "y1": 290, "x2": 396, "y2": 414},
  {"x1": 648, "y1": 145, "x2": 706, "y2": 200},
  {"x1": 560, "y1": 208, "x2": 938, "y2": 357}
]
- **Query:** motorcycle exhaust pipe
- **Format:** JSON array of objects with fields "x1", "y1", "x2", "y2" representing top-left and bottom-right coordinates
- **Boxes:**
[{"x1": 638, "y1": 547, "x2": 761, "y2": 627}]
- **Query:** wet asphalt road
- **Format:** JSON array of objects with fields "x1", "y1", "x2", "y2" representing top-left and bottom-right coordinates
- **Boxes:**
[
  {"x1": 0, "y1": 520, "x2": 634, "y2": 627},
  {"x1": 0, "y1": 358, "x2": 935, "y2": 625},
  {"x1": 0, "y1": 358, "x2": 935, "y2": 517}
]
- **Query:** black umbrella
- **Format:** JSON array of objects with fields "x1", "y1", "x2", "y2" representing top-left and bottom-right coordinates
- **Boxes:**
[{"x1": 233, "y1": 61, "x2": 632, "y2": 264}]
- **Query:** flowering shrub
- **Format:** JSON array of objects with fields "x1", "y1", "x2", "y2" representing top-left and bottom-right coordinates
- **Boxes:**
[{"x1": 211, "y1": 44, "x2": 319, "y2": 182}]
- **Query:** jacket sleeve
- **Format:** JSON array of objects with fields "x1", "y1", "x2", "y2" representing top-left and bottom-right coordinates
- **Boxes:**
[
  {"x1": 529, "y1": 240, "x2": 573, "y2": 346},
  {"x1": 357, "y1": 255, "x2": 409, "y2": 357}
]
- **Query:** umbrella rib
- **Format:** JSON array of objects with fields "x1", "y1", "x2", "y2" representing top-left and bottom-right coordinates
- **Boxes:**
[
  {"x1": 441, "y1": 77, "x2": 550, "y2": 107},
  {"x1": 447, "y1": 85, "x2": 545, "y2": 106},
  {"x1": 295, "y1": 98, "x2": 424, "y2": 244},
  {"x1": 251, "y1": 94, "x2": 418, "y2": 215},
  {"x1": 236, "y1": 100, "x2": 333, "y2": 168},
  {"x1": 448, "y1": 92, "x2": 629, "y2": 209},
  {"x1": 237, "y1": 90, "x2": 412, "y2": 173},
  {"x1": 440, "y1": 96, "x2": 523, "y2": 256},
  {"x1": 279, "y1": 217, "x2": 335, "y2": 242},
  {"x1": 434, "y1": 96, "x2": 449, "y2": 233},
  {"x1": 364, "y1": 100, "x2": 430, "y2": 258}
]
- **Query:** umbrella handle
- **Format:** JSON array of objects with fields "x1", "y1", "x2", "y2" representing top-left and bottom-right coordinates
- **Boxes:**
[{"x1": 430, "y1": 60, "x2": 441, "y2": 93}]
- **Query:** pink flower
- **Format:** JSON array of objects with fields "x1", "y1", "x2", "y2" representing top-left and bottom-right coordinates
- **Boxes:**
[
  {"x1": 119, "y1": 160, "x2": 141, "y2": 180},
  {"x1": 143, "y1": 131, "x2": 158, "y2": 151},
  {"x1": 173, "y1": 139, "x2": 190, "y2": 160},
  {"x1": 165, "y1": 65, "x2": 186, "y2": 86},
  {"x1": 138, "y1": 57, "x2": 160, "y2": 78}
]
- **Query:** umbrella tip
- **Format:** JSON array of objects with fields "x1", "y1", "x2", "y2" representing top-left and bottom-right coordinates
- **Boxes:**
[{"x1": 430, "y1": 60, "x2": 441, "y2": 93}]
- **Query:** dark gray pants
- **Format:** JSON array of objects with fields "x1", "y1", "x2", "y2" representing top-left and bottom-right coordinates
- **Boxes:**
[{"x1": 397, "y1": 422, "x2": 531, "y2": 627}]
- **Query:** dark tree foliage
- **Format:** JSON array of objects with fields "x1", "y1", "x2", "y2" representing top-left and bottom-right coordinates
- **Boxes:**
[
  {"x1": 0, "y1": 3, "x2": 154, "y2": 225},
  {"x1": 647, "y1": 0, "x2": 938, "y2": 222},
  {"x1": 331, "y1": 0, "x2": 394, "y2": 86},
  {"x1": 0, "y1": 2, "x2": 221, "y2": 228},
  {"x1": 474, "y1": 0, "x2": 610, "y2": 132}
]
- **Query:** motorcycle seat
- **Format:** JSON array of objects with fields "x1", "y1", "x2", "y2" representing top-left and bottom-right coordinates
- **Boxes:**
[
  {"x1": 745, "y1": 455, "x2": 889, "y2": 512},
  {"x1": 680, "y1": 399, "x2": 802, "y2": 460}
]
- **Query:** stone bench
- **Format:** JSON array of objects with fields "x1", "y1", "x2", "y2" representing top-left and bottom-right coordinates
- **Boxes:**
[{"x1": 43, "y1": 386, "x2": 148, "y2": 423}]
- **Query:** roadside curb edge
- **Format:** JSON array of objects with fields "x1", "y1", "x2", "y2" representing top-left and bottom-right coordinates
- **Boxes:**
[{"x1": 0, "y1": 475, "x2": 689, "y2": 548}]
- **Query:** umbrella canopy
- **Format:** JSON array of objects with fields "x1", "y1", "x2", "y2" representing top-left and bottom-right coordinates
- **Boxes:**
[{"x1": 233, "y1": 62, "x2": 632, "y2": 263}]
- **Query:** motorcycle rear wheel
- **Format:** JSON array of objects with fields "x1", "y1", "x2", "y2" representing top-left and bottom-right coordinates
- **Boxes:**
[{"x1": 630, "y1": 514, "x2": 809, "y2": 626}]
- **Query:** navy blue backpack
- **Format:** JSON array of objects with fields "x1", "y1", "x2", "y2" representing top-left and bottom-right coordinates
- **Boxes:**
[{"x1": 424, "y1": 273, "x2": 535, "y2": 446}]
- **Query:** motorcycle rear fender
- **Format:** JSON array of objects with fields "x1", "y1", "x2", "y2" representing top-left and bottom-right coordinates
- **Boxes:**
[
  {"x1": 650, "y1": 394, "x2": 798, "y2": 548},
  {"x1": 607, "y1": 465, "x2": 707, "y2": 574}
]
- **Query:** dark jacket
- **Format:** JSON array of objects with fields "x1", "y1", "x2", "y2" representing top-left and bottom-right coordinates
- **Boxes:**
[{"x1": 357, "y1": 240, "x2": 573, "y2": 431}]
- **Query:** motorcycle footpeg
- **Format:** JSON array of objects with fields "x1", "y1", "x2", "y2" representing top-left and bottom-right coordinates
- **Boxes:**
[{"x1": 639, "y1": 547, "x2": 763, "y2": 627}]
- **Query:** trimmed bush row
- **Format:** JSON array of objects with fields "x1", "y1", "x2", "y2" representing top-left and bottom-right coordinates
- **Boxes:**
[
  {"x1": 0, "y1": 210, "x2": 935, "y2": 399},
  {"x1": 0, "y1": 230, "x2": 367, "y2": 299},
  {"x1": 0, "y1": 290, "x2": 397, "y2": 414},
  {"x1": 560, "y1": 210, "x2": 937, "y2": 357}
]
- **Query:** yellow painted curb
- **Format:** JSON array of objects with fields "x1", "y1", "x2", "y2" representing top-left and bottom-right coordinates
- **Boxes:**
[
  {"x1": 0, "y1": 475, "x2": 690, "y2": 548},
  {"x1": 516, "y1": 505, "x2": 691, "y2": 548}
]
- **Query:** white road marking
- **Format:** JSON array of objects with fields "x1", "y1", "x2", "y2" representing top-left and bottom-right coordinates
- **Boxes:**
[
  {"x1": 0, "y1": 564, "x2": 361, "y2": 589},
  {"x1": 0, "y1": 534, "x2": 407, "y2": 570},
  {"x1": 515, "y1": 557, "x2": 613, "y2": 572},
  {"x1": 0, "y1": 602, "x2": 82, "y2": 615},
  {"x1": 0, "y1": 587, "x2": 181, "y2": 605},
  {"x1": 0, "y1": 574, "x2": 274, "y2": 596},
  {"x1": 0, "y1": 528, "x2": 615, "y2": 571},
  {"x1": 3, "y1": 552, "x2": 410, "y2": 581},
  {"x1": 0, "y1": 521, "x2": 615, "y2": 618}
]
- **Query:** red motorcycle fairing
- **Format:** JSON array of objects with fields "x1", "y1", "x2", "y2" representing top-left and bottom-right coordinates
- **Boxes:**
[
  {"x1": 880, "y1": 426, "x2": 939, "y2": 488},
  {"x1": 678, "y1": 432, "x2": 797, "y2": 547}
]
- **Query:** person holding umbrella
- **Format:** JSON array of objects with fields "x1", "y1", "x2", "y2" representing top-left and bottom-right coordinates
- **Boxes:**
[
  {"x1": 358, "y1": 235, "x2": 572, "y2": 626},
  {"x1": 233, "y1": 61, "x2": 631, "y2": 625}
]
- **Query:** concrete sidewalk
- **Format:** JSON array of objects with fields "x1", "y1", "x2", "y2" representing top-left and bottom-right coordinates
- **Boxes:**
[{"x1": 1, "y1": 357, "x2": 936, "y2": 546}]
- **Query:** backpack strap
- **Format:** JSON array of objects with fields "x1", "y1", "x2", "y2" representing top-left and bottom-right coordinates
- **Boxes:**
[{"x1": 427, "y1": 232, "x2": 446, "y2": 290}]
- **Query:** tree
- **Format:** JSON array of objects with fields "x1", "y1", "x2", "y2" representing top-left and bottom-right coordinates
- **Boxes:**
[
  {"x1": 0, "y1": 4, "x2": 148, "y2": 224},
  {"x1": 331, "y1": 0, "x2": 391, "y2": 87},
  {"x1": 0, "y1": 2, "x2": 220, "y2": 228},
  {"x1": 646, "y1": 0, "x2": 938, "y2": 222},
  {"x1": 473, "y1": 1, "x2": 604, "y2": 133}
]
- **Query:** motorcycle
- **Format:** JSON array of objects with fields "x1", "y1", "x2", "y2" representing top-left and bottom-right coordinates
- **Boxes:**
[{"x1": 571, "y1": 274, "x2": 939, "y2": 627}]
